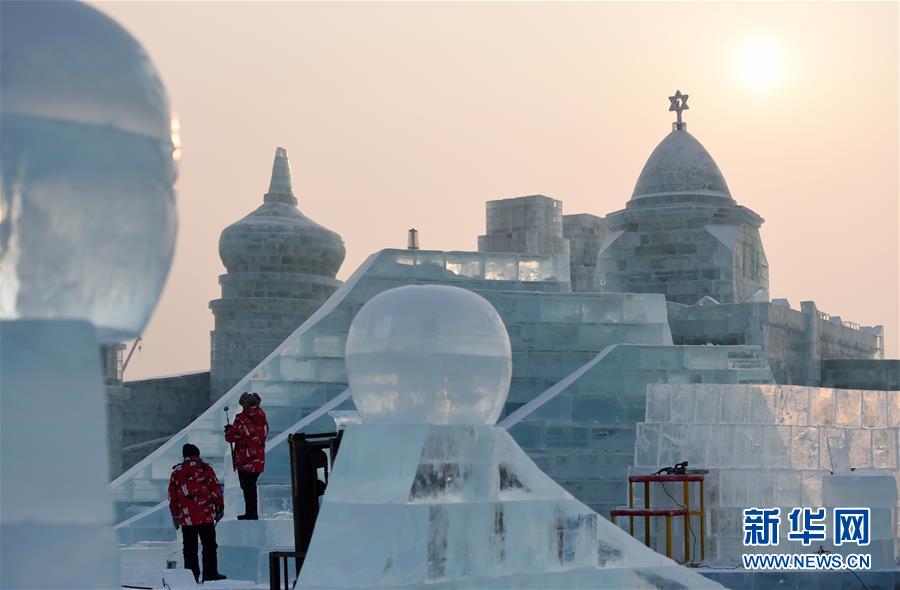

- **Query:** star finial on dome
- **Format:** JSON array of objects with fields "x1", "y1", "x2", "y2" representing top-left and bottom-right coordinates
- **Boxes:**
[{"x1": 668, "y1": 90, "x2": 689, "y2": 130}]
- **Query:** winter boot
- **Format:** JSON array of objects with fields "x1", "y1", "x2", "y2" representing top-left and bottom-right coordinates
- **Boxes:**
[{"x1": 202, "y1": 572, "x2": 227, "y2": 583}]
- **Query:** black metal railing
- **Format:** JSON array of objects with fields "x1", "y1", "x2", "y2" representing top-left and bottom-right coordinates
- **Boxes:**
[
  {"x1": 268, "y1": 430, "x2": 343, "y2": 589},
  {"x1": 268, "y1": 551, "x2": 304, "y2": 590}
]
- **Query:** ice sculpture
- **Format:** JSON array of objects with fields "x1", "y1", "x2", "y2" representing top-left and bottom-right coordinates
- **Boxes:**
[
  {"x1": 300, "y1": 285, "x2": 721, "y2": 588},
  {"x1": 1, "y1": 2, "x2": 177, "y2": 588},
  {"x1": 1, "y1": 1, "x2": 177, "y2": 342},
  {"x1": 346, "y1": 284, "x2": 512, "y2": 425}
]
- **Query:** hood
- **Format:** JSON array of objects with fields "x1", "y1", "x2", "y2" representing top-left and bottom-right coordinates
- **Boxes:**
[
  {"x1": 242, "y1": 406, "x2": 267, "y2": 424},
  {"x1": 174, "y1": 457, "x2": 207, "y2": 470}
]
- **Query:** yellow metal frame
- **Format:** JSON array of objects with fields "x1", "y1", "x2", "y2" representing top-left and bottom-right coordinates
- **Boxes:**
[
  {"x1": 620, "y1": 477, "x2": 705, "y2": 563},
  {"x1": 611, "y1": 510, "x2": 676, "y2": 559}
]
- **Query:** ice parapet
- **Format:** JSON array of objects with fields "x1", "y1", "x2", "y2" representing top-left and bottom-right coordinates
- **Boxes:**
[{"x1": 300, "y1": 286, "x2": 719, "y2": 588}]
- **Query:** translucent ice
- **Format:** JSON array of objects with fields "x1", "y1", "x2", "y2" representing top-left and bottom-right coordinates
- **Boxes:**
[
  {"x1": 2, "y1": 321, "x2": 120, "y2": 589},
  {"x1": 862, "y1": 390, "x2": 888, "y2": 428},
  {"x1": 299, "y1": 285, "x2": 720, "y2": 588},
  {"x1": 346, "y1": 285, "x2": 512, "y2": 425},
  {"x1": 0, "y1": 1, "x2": 177, "y2": 342},
  {"x1": 301, "y1": 424, "x2": 721, "y2": 588},
  {"x1": 872, "y1": 428, "x2": 898, "y2": 469},
  {"x1": 834, "y1": 389, "x2": 862, "y2": 428},
  {"x1": 789, "y1": 426, "x2": 819, "y2": 470},
  {"x1": 822, "y1": 472, "x2": 898, "y2": 569},
  {"x1": 809, "y1": 387, "x2": 835, "y2": 426},
  {"x1": 633, "y1": 383, "x2": 900, "y2": 563}
]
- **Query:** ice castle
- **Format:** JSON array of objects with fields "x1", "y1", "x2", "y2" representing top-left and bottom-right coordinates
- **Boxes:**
[
  {"x1": 3, "y1": 2, "x2": 895, "y2": 587},
  {"x1": 107, "y1": 94, "x2": 897, "y2": 589}
]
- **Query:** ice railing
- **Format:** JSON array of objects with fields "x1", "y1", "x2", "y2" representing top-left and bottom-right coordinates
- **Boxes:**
[
  {"x1": 373, "y1": 249, "x2": 571, "y2": 286},
  {"x1": 110, "y1": 249, "x2": 571, "y2": 530},
  {"x1": 814, "y1": 309, "x2": 881, "y2": 333}
]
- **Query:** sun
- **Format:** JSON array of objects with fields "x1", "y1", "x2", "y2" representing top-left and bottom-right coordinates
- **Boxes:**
[{"x1": 737, "y1": 39, "x2": 784, "y2": 93}]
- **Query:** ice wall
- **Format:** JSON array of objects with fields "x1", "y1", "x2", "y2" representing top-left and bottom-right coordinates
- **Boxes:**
[
  {"x1": 633, "y1": 384, "x2": 899, "y2": 562},
  {"x1": 506, "y1": 345, "x2": 774, "y2": 518}
]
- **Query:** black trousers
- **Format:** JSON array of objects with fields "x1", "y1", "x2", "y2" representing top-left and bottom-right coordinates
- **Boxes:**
[
  {"x1": 238, "y1": 470, "x2": 261, "y2": 517},
  {"x1": 182, "y1": 523, "x2": 218, "y2": 581}
]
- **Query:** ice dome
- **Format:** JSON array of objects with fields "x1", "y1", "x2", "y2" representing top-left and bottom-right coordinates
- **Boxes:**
[
  {"x1": 631, "y1": 128, "x2": 732, "y2": 200},
  {"x1": 345, "y1": 285, "x2": 512, "y2": 425},
  {"x1": 218, "y1": 147, "x2": 345, "y2": 275},
  {"x1": 0, "y1": 1, "x2": 177, "y2": 342}
]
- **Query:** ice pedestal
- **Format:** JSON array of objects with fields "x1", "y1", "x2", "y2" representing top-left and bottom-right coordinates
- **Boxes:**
[
  {"x1": 0, "y1": 320, "x2": 120, "y2": 589},
  {"x1": 299, "y1": 424, "x2": 720, "y2": 588},
  {"x1": 216, "y1": 519, "x2": 294, "y2": 582}
]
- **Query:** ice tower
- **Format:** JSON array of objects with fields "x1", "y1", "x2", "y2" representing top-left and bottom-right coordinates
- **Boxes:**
[
  {"x1": 299, "y1": 284, "x2": 722, "y2": 588},
  {"x1": 210, "y1": 148, "x2": 346, "y2": 398},
  {"x1": 595, "y1": 91, "x2": 769, "y2": 305}
]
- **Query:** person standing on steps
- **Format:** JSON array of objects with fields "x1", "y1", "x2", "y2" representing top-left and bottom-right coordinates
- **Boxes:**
[
  {"x1": 225, "y1": 392, "x2": 269, "y2": 520},
  {"x1": 168, "y1": 444, "x2": 227, "y2": 583}
]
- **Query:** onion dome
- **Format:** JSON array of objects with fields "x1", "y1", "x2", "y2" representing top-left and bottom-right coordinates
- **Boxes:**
[{"x1": 219, "y1": 147, "x2": 345, "y2": 276}]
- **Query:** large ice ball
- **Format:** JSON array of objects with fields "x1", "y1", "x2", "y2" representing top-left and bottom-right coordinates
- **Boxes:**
[
  {"x1": 346, "y1": 285, "x2": 512, "y2": 425},
  {"x1": 0, "y1": 2, "x2": 177, "y2": 342}
]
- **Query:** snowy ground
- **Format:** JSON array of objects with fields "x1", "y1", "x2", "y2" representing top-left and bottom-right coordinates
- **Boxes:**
[
  {"x1": 120, "y1": 544, "x2": 273, "y2": 590},
  {"x1": 122, "y1": 565, "x2": 900, "y2": 589},
  {"x1": 122, "y1": 567, "x2": 267, "y2": 590}
]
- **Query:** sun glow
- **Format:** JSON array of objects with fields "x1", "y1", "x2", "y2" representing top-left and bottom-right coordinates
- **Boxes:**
[{"x1": 737, "y1": 39, "x2": 784, "y2": 93}]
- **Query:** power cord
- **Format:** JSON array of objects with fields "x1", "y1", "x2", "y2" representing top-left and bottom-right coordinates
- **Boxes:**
[
  {"x1": 815, "y1": 546, "x2": 869, "y2": 590},
  {"x1": 695, "y1": 561, "x2": 744, "y2": 570},
  {"x1": 659, "y1": 481, "x2": 698, "y2": 567}
]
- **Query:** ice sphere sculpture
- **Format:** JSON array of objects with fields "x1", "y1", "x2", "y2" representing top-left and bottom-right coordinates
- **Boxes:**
[
  {"x1": 299, "y1": 285, "x2": 721, "y2": 588},
  {"x1": 346, "y1": 285, "x2": 512, "y2": 425},
  {"x1": 0, "y1": 1, "x2": 177, "y2": 342}
]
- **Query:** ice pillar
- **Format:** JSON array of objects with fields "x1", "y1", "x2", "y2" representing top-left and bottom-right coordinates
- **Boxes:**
[{"x1": 1, "y1": 320, "x2": 120, "y2": 589}]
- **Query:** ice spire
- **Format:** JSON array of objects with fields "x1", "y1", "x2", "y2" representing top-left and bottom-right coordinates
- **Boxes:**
[{"x1": 265, "y1": 146, "x2": 297, "y2": 204}]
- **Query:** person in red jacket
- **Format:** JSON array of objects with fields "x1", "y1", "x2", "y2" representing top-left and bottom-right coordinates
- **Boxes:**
[
  {"x1": 168, "y1": 443, "x2": 227, "y2": 583},
  {"x1": 225, "y1": 392, "x2": 269, "y2": 520}
]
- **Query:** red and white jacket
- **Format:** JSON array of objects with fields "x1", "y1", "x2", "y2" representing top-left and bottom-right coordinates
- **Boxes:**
[
  {"x1": 225, "y1": 406, "x2": 269, "y2": 473},
  {"x1": 168, "y1": 457, "x2": 224, "y2": 527}
]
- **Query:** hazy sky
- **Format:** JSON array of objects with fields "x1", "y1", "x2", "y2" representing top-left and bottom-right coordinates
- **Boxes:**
[{"x1": 93, "y1": 1, "x2": 899, "y2": 380}]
